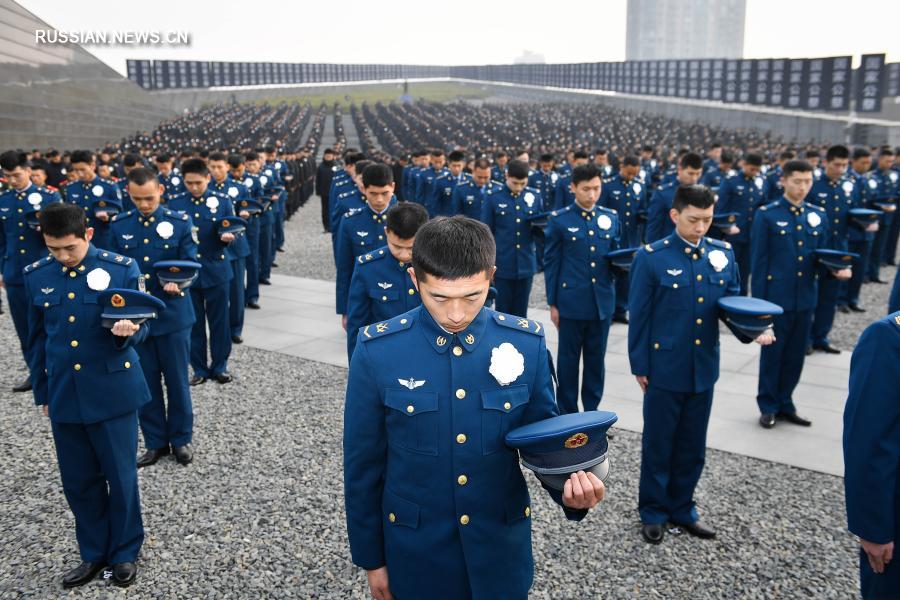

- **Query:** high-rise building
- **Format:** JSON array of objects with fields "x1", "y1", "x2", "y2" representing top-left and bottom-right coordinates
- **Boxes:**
[{"x1": 626, "y1": 0, "x2": 746, "y2": 61}]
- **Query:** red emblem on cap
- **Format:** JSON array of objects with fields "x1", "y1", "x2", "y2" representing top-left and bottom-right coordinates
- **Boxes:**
[
  {"x1": 564, "y1": 433, "x2": 589, "y2": 449},
  {"x1": 111, "y1": 293, "x2": 125, "y2": 308},
  {"x1": 222, "y1": 219, "x2": 230, "y2": 228},
  {"x1": 169, "y1": 266, "x2": 181, "y2": 273}
]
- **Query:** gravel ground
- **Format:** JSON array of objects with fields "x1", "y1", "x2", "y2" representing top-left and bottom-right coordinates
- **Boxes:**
[{"x1": 0, "y1": 283, "x2": 859, "y2": 598}]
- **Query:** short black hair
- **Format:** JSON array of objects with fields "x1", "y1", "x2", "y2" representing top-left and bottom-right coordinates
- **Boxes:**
[
  {"x1": 208, "y1": 151, "x2": 228, "y2": 162},
  {"x1": 354, "y1": 160, "x2": 373, "y2": 178},
  {"x1": 127, "y1": 167, "x2": 159, "y2": 187},
  {"x1": 385, "y1": 202, "x2": 428, "y2": 239},
  {"x1": 679, "y1": 152, "x2": 703, "y2": 170},
  {"x1": 494, "y1": 151, "x2": 508, "y2": 159},
  {"x1": 245, "y1": 151, "x2": 259, "y2": 162},
  {"x1": 0, "y1": 150, "x2": 29, "y2": 171},
  {"x1": 473, "y1": 158, "x2": 491, "y2": 170},
  {"x1": 782, "y1": 160, "x2": 814, "y2": 178},
  {"x1": 672, "y1": 184, "x2": 716, "y2": 212},
  {"x1": 29, "y1": 158, "x2": 49, "y2": 173},
  {"x1": 346, "y1": 152, "x2": 366, "y2": 166},
  {"x1": 743, "y1": 152, "x2": 763, "y2": 167},
  {"x1": 70, "y1": 150, "x2": 93, "y2": 165},
  {"x1": 805, "y1": 149, "x2": 821, "y2": 159},
  {"x1": 539, "y1": 153, "x2": 555, "y2": 163},
  {"x1": 573, "y1": 150, "x2": 589, "y2": 160},
  {"x1": 571, "y1": 164, "x2": 601, "y2": 186},
  {"x1": 506, "y1": 160, "x2": 530, "y2": 180},
  {"x1": 227, "y1": 154, "x2": 244, "y2": 169},
  {"x1": 448, "y1": 150, "x2": 466, "y2": 163},
  {"x1": 825, "y1": 145, "x2": 850, "y2": 162},
  {"x1": 155, "y1": 152, "x2": 173, "y2": 163},
  {"x1": 779, "y1": 150, "x2": 796, "y2": 161},
  {"x1": 879, "y1": 147, "x2": 895, "y2": 158},
  {"x1": 851, "y1": 147, "x2": 871, "y2": 160},
  {"x1": 362, "y1": 163, "x2": 393, "y2": 187},
  {"x1": 123, "y1": 153, "x2": 142, "y2": 168},
  {"x1": 412, "y1": 216, "x2": 495, "y2": 282},
  {"x1": 430, "y1": 149, "x2": 445, "y2": 158},
  {"x1": 39, "y1": 202, "x2": 87, "y2": 238},
  {"x1": 621, "y1": 155, "x2": 640, "y2": 168},
  {"x1": 180, "y1": 158, "x2": 209, "y2": 176},
  {"x1": 720, "y1": 151, "x2": 734, "y2": 164},
  {"x1": 323, "y1": 148, "x2": 336, "y2": 156}
]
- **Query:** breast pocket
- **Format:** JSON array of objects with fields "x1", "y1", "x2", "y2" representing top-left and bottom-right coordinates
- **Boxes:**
[
  {"x1": 153, "y1": 239, "x2": 176, "y2": 252},
  {"x1": 384, "y1": 389, "x2": 440, "y2": 456},
  {"x1": 33, "y1": 291, "x2": 61, "y2": 309},
  {"x1": 369, "y1": 288, "x2": 399, "y2": 304},
  {"x1": 564, "y1": 229, "x2": 586, "y2": 243},
  {"x1": 481, "y1": 384, "x2": 530, "y2": 455},
  {"x1": 660, "y1": 273, "x2": 690, "y2": 310},
  {"x1": 119, "y1": 239, "x2": 138, "y2": 251}
]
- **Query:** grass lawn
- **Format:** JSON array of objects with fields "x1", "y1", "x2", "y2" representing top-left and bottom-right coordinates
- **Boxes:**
[{"x1": 256, "y1": 81, "x2": 489, "y2": 107}]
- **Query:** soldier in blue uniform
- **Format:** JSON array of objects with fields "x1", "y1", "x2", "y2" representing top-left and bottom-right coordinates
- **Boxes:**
[
  {"x1": 330, "y1": 162, "x2": 371, "y2": 258},
  {"x1": 600, "y1": 155, "x2": 646, "y2": 322},
  {"x1": 208, "y1": 152, "x2": 251, "y2": 343},
  {"x1": 0, "y1": 150, "x2": 62, "y2": 392},
  {"x1": 345, "y1": 202, "x2": 428, "y2": 359},
  {"x1": 843, "y1": 311, "x2": 900, "y2": 599},
  {"x1": 232, "y1": 154, "x2": 263, "y2": 309},
  {"x1": 482, "y1": 160, "x2": 543, "y2": 318},
  {"x1": 639, "y1": 146, "x2": 661, "y2": 192},
  {"x1": 629, "y1": 184, "x2": 774, "y2": 544},
  {"x1": 414, "y1": 150, "x2": 447, "y2": 205},
  {"x1": 155, "y1": 153, "x2": 186, "y2": 200},
  {"x1": 452, "y1": 158, "x2": 499, "y2": 221},
  {"x1": 751, "y1": 160, "x2": 849, "y2": 428},
  {"x1": 593, "y1": 148, "x2": 616, "y2": 180},
  {"x1": 645, "y1": 152, "x2": 703, "y2": 243},
  {"x1": 891, "y1": 268, "x2": 900, "y2": 314},
  {"x1": 166, "y1": 159, "x2": 236, "y2": 385},
  {"x1": 806, "y1": 145, "x2": 855, "y2": 354},
  {"x1": 336, "y1": 163, "x2": 398, "y2": 331},
  {"x1": 329, "y1": 151, "x2": 365, "y2": 215},
  {"x1": 116, "y1": 154, "x2": 145, "y2": 213},
  {"x1": 545, "y1": 164, "x2": 620, "y2": 414},
  {"x1": 111, "y1": 167, "x2": 199, "y2": 468},
  {"x1": 491, "y1": 151, "x2": 508, "y2": 183},
  {"x1": 25, "y1": 203, "x2": 151, "y2": 588},
  {"x1": 65, "y1": 150, "x2": 122, "y2": 251},
  {"x1": 867, "y1": 149, "x2": 898, "y2": 284},
  {"x1": 250, "y1": 152, "x2": 280, "y2": 287},
  {"x1": 428, "y1": 150, "x2": 468, "y2": 217},
  {"x1": 343, "y1": 216, "x2": 604, "y2": 600},
  {"x1": 713, "y1": 152, "x2": 765, "y2": 296},
  {"x1": 701, "y1": 142, "x2": 722, "y2": 179},
  {"x1": 527, "y1": 154, "x2": 559, "y2": 270},
  {"x1": 552, "y1": 151, "x2": 589, "y2": 210},
  {"x1": 264, "y1": 146, "x2": 291, "y2": 254},
  {"x1": 699, "y1": 151, "x2": 734, "y2": 192},
  {"x1": 762, "y1": 151, "x2": 794, "y2": 202},
  {"x1": 839, "y1": 148, "x2": 879, "y2": 313}
]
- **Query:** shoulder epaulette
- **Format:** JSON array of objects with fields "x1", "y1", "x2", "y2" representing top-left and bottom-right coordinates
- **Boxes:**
[
  {"x1": 599, "y1": 205, "x2": 617, "y2": 215},
  {"x1": 357, "y1": 247, "x2": 389, "y2": 265},
  {"x1": 110, "y1": 209, "x2": 136, "y2": 223},
  {"x1": 97, "y1": 250, "x2": 133, "y2": 266},
  {"x1": 359, "y1": 312, "x2": 415, "y2": 342},
  {"x1": 759, "y1": 200, "x2": 781, "y2": 211},
  {"x1": 491, "y1": 310, "x2": 545, "y2": 336},
  {"x1": 344, "y1": 207, "x2": 364, "y2": 218},
  {"x1": 645, "y1": 238, "x2": 671, "y2": 253},
  {"x1": 705, "y1": 237, "x2": 732, "y2": 250},
  {"x1": 809, "y1": 203, "x2": 826, "y2": 213},
  {"x1": 549, "y1": 205, "x2": 572, "y2": 218},
  {"x1": 23, "y1": 255, "x2": 54, "y2": 274}
]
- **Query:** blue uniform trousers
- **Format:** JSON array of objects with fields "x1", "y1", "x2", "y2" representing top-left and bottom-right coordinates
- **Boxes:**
[
  {"x1": 245, "y1": 217, "x2": 261, "y2": 302},
  {"x1": 614, "y1": 274, "x2": 629, "y2": 318},
  {"x1": 494, "y1": 276, "x2": 532, "y2": 318},
  {"x1": 638, "y1": 385, "x2": 714, "y2": 525},
  {"x1": 869, "y1": 214, "x2": 895, "y2": 280},
  {"x1": 811, "y1": 267, "x2": 841, "y2": 347},
  {"x1": 840, "y1": 239, "x2": 871, "y2": 307},
  {"x1": 190, "y1": 283, "x2": 231, "y2": 377},
  {"x1": 274, "y1": 192, "x2": 286, "y2": 250},
  {"x1": 137, "y1": 328, "x2": 193, "y2": 449},
  {"x1": 51, "y1": 411, "x2": 143, "y2": 564},
  {"x1": 229, "y1": 258, "x2": 246, "y2": 337},
  {"x1": 757, "y1": 310, "x2": 812, "y2": 415},
  {"x1": 5, "y1": 283, "x2": 29, "y2": 359},
  {"x1": 556, "y1": 317, "x2": 611, "y2": 414},
  {"x1": 885, "y1": 211, "x2": 900, "y2": 265},
  {"x1": 732, "y1": 241, "x2": 751, "y2": 296},
  {"x1": 259, "y1": 218, "x2": 274, "y2": 281},
  {"x1": 860, "y1": 545, "x2": 900, "y2": 599}
]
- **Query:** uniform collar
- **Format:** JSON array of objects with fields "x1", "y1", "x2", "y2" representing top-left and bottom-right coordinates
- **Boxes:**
[
  {"x1": 668, "y1": 232, "x2": 707, "y2": 256},
  {"x1": 63, "y1": 243, "x2": 99, "y2": 275},
  {"x1": 418, "y1": 304, "x2": 488, "y2": 354},
  {"x1": 570, "y1": 201, "x2": 598, "y2": 219},
  {"x1": 14, "y1": 183, "x2": 36, "y2": 197},
  {"x1": 82, "y1": 176, "x2": 101, "y2": 189}
]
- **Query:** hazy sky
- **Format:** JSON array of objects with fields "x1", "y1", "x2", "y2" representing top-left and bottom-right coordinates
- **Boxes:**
[{"x1": 19, "y1": 0, "x2": 900, "y2": 75}]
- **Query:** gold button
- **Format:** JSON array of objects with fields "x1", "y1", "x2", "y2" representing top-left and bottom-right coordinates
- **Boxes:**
[
  {"x1": 653, "y1": 342, "x2": 660, "y2": 349},
  {"x1": 797, "y1": 271, "x2": 803, "y2": 276},
  {"x1": 767, "y1": 275, "x2": 773, "y2": 280},
  {"x1": 672, "y1": 283, "x2": 678, "y2": 289},
  {"x1": 144, "y1": 256, "x2": 150, "y2": 262},
  {"x1": 590, "y1": 246, "x2": 595, "y2": 252},
  {"x1": 696, "y1": 275, "x2": 702, "y2": 281},
  {"x1": 498, "y1": 315, "x2": 505, "y2": 321},
  {"x1": 571, "y1": 237, "x2": 576, "y2": 241},
  {"x1": 503, "y1": 401, "x2": 512, "y2": 410},
  {"x1": 590, "y1": 262, "x2": 596, "y2": 268},
  {"x1": 68, "y1": 315, "x2": 75, "y2": 322},
  {"x1": 67, "y1": 292, "x2": 75, "y2": 299},
  {"x1": 144, "y1": 239, "x2": 149, "y2": 244},
  {"x1": 797, "y1": 225, "x2": 802, "y2": 230},
  {"x1": 697, "y1": 296, "x2": 704, "y2": 303},
  {"x1": 695, "y1": 339, "x2": 701, "y2": 345},
  {"x1": 696, "y1": 318, "x2": 702, "y2": 325},
  {"x1": 68, "y1": 271, "x2": 76, "y2": 278},
  {"x1": 124, "y1": 362, "x2": 131, "y2": 369},
  {"x1": 516, "y1": 218, "x2": 521, "y2": 223},
  {"x1": 43, "y1": 302, "x2": 49, "y2": 308},
  {"x1": 591, "y1": 278, "x2": 596, "y2": 283},
  {"x1": 455, "y1": 389, "x2": 466, "y2": 399},
  {"x1": 457, "y1": 475, "x2": 468, "y2": 486},
  {"x1": 382, "y1": 295, "x2": 387, "y2": 301},
  {"x1": 525, "y1": 507, "x2": 531, "y2": 517},
  {"x1": 74, "y1": 364, "x2": 81, "y2": 371},
  {"x1": 589, "y1": 230, "x2": 595, "y2": 236},
  {"x1": 144, "y1": 221, "x2": 150, "y2": 227},
  {"x1": 19, "y1": 248, "x2": 25, "y2": 254},
  {"x1": 406, "y1": 405, "x2": 414, "y2": 413},
  {"x1": 453, "y1": 346, "x2": 463, "y2": 357},
  {"x1": 400, "y1": 319, "x2": 407, "y2": 324},
  {"x1": 408, "y1": 289, "x2": 415, "y2": 295},
  {"x1": 516, "y1": 244, "x2": 521, "y2": 249},
  {"x1": 388, "y1": 513, "x2": 396, "y2": 523},
  {"x1": 459, "y1": 515, "x2": 470, "y2": 525},
  {"x1": 798, "y1": 241, "x2": 803, "y2": 246},
  {"x1": 780, "y1": 230, "x2": 786, "y2": 235},
  {"x1": 70, "y1": 340, "x2": 78, "y2": 347},
  {"x1": 456, "y1": 434, "x2": 467, "y2": 444}
]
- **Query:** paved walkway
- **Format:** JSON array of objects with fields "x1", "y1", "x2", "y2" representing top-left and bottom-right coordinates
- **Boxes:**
[{"x1": 242, "y1": 274, "x2": 851, "y2": 477}]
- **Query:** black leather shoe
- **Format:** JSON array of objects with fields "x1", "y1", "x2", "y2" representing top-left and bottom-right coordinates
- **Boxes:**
[
  {"x1": 137, "y1": 446, "x2": 170, "y2": 469},
  {"x1": 612, "y1": 314, "x2": 629, "y2": 325},
  {"x1": 12, "y1": 377, "x2": 32, "y2": 392},
  {"x1": 189, "y1": 375, "x2": 207, "y2": 386},
  {"x1": 870, "y1": 277, "x2": 889, "y2": 284},
  {"x1": 232, "y1": 335, "x2": 243, "y2": 344},
  {"x1": 674, "y1": 520, "x2": 717, "y2": 539},
  {"x1": 213, "y1": 372, "x2": 233, "y2": 384},
  {"x1": 277, "y1": 247, "x2": 285, "y2": 253},
  {"x1": 805, "y1": 346, "x2": 814, "y2": 356},
  {"x1": 836, "y1": 304, "x2": 850, "y2": 314},
  {"x1": 812, "y1": 343, "x2": 841, "y2": 354},
  {"x1": 271, "y1": 262, "x2": 279, "y2": 268},
  {"x1": 172, "y1": 444, "x2": 193, "y2": 465},
  {"x1": 641, "y1": 523, "x2": 665, "y2": 544},
  {"x1": 759, "y1": 413, "x2": 776, "y2": 429},
  {"x1": 111, "y1": 562, "x2": 137, "y2": 587},
  {"x1": 848, "y1": 303, "x2": 867, "y2": 313},
  {"x1": 778, "y1": 411, "x2": 812, "y2": 427},
  {"x1": 246, "y1": 301, "x2": 261, "y2": 309},
  {"x1": 62, "y1": 561, "x2": 106, "y2": 588},
  {"x1": 260, "y1": 279, "x2": 271, "y2": 285}
]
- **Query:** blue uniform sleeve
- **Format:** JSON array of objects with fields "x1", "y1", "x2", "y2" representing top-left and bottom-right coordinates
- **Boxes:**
[
  {"x1": 646, "y1": 190, "x2": 667, "y2": 243},
  {"x1": 180, "y1": 217, "x2": 199, "y2": 261},
  {"x1": 343, "y1": 338, "x2": 388, "y2": 569},
  {"x1": 481, "y1": 196, "x2": 495, "y2": 233},
  {"x1": 843, "y1": 320, "x2": 900, "y2": 544},
  {"x1": 750, "y1": 212, "x2": 770, "y2": 300},
  {"x1": 24, "y1": 275, "x2": 48, "y2": 406},
  {"x1": 627, "y1": 250, "x2": 654, "y2": 377},
  {"x1": 335, "y1": 220, "x2": 354, "y2": 315},
  {"x1": 450, "y1": 186, "x2": 463, "y2": 217},
  {"x1": 345, "y1": 266, "x2": 372, "y2": 357},
  {"x1": 715, "y1": 179, "x2": 734, "y2": 214},
  {"x1": 113, "y1": 261, "x2": 151, "y2": 349},
  {"x1": 726, "y1": 247, "x2": 741, "y2": 296},
  {"x1": 543, "y1": 217, "x2": 562, "y2": 306}
]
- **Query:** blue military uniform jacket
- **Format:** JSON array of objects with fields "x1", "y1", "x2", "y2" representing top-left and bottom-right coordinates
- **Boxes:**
[
  {"x1": 763, "y1": 166, "x2": 784, "y2": 201},
  {"x1": 414, "y1": 166, "x2": 448, "y2": 205},
  {"x1": 600, "y1": 174, "x2": 646, "y2": 247},
  {"x1": 715, "y1": 171, "x2": 766, "y2": 245},
  {"x1": 159, "y1": 172, "x2": 186, "y2": 200},
  {"x1": 452, "y1": 179, "x2": 501, "y2": 221},
  {"x1": 65, "y1": 177, "x2": 123, "y2": 248},
  {"x1": 528, "y1": 170, "x2": 558, "y2": 210},
  {"x1": 343, "y1": 306, "x2": 584, "y2": 600},
  {"x1": 552, "y1": 173, "x2": 574, "y2": 210},
  {"x1": 24, "y1": 245, "x2": 151, "y2": 423},
  {"x1": 700, "y1": 166, "x2": 733, "y2": 191},
  {"x1": 429, "y1": 171, "x2": 469, "y2": 217},
  {"x1": 843, "y1": 312, "x2": 900, "y2": 544},
  {"x1": 0, "y1": 184, "x2": 60, "y2": 284},
  {"x1": 166, "y1": 190, "x2": 235, "y2": 289},
  {"x1": 804, "y1": 175, "x2": 857, "y2": 251},
  {"x1": 750, "y1": 199, "x2": 830, "y2": 312},
  {"x1": 628, "y1": 233, "x2": 740, "y2": 393},
  {"x1": 109, "y1": 207, "x2": 198, "y2": 336},
  {"x1": 209, "y1": 177, "x2": 251, "y2": 260},
  {"x1": 335, "y1": 202, "x2": 396, "y2": 314},
  {"x1": 330, "y1": 187, "x2": 366, "y2": 256},
  {"x1": 645, "y1": 182, "x2": 677, "y2": 243},
  {"x1": 544, "y1": 203, "x2": 621, "y2": 321},
  {"x1": 847, "y1": 170, "x2": 877, "y2": 243},
  {"x1": 345, "y1": 245, "x2": 420, "y2": 357},
  {"x1": 481, "y1": 185, "x2": 543, "y2": 279},
  {"x1": 115, "y1": 178, "x2": 135, "y2": 212}
]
